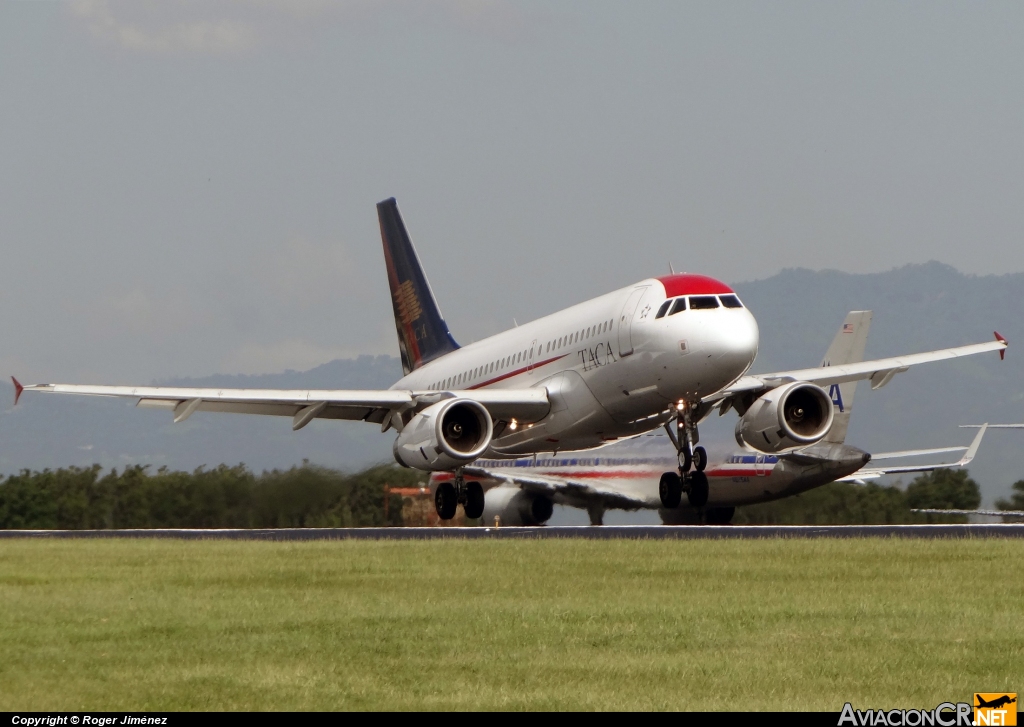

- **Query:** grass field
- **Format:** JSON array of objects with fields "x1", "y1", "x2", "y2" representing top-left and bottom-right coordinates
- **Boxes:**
[{"x1": 1, "y1": 538, "x2": 1021, "y2": 711}]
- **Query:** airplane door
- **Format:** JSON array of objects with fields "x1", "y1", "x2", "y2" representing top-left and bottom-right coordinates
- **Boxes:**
[
  {"x1": 755, "y1": 455, "x2": 766, "y2": 476},
  {"x1": 528, "y1": 339, "x2": 537, "y2": 371},
  {"x1": 617, "y1": 287, "x2": 648, "y2": 357}
]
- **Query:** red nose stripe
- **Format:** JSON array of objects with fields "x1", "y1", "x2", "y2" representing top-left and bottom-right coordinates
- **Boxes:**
[{"x1": 656, "y1": 274, "x2": 734, "y2": 297}]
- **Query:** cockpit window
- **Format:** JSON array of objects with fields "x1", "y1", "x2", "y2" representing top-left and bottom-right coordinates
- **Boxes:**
[
  {"x1": 669, "y1": 297, "x2": 687, "y2": 316},
  {"x1": 689, "y1": 296, "x2": 719, "y2": 310},
  {"x1": 655, "y1": 300, "x2": 672, "y2": 319},
  {"x1": 719, "y1": 294, "x2": 743, "y2": 308}
]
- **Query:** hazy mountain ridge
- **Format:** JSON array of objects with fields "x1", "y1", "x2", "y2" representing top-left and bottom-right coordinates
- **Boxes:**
[{"x1": 2, "y1": 262, "x2": 1021, "y2": 504}]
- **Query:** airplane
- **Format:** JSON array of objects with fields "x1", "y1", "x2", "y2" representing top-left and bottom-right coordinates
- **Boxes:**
[
  {"x1": 975, "y1": 695, "x2": 1017, "y2": 710},
  {"x1": 11, "y1": 198, "x2": 1008, "y2": 522},
  {"x1": 439, "y1": 312, "x2": 991, "y2": 525}
]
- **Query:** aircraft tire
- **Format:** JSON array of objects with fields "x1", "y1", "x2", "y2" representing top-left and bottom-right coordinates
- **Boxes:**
[
  {"x1": 679, "y1": 448, "x2": 693, "y2": 473},
  {"x1": 693, "y1": 446, "x2": 708, "y2": 472},
  {"x1": 435, "y1": 482, "x2": 458, "y2": 520},
  {"x1": 659, "y1": 471, "x2": 683, "y2": 509},
  {"x1": 687, "y1": 471, "x2": 709, "y2": 508},
  {"x1": 705, "y1": 506, "x2": 735, "y2": 525},
  {"x1": 464, "y1": 481, "x2": 485, "y2": 520}
]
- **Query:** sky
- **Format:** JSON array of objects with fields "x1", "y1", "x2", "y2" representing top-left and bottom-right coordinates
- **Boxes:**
[{"x1": 2, "y1": 1, "x2": 1023, "y2": 384}]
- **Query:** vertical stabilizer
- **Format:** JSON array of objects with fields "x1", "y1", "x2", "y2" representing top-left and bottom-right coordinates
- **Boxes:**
[
  {"x1": 377, "y1": 198, "x2": 459, "y2": 375},
  {"x1": 820, "y1": 311, "x2": 872, "y2": 443}
]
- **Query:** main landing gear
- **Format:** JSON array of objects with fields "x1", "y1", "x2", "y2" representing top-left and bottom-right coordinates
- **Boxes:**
[
  {"x1": 659, "y1": 402, "x2": 709, "y2": 510},
  {"x1": 435, "y1": 469, "x2": 485, "y2": 521}
]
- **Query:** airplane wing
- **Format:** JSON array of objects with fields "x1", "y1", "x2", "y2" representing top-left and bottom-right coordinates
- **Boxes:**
[
  {"x1": 910, "y1": 508, "x2": 1024, "y2": 518},
  {"x1": 11, "y1": 379, "x2": 550, "y2": 431},
  {"x1": 837, "y1": 424, "x2": 987, "y2": 483},
  {"x1": 710, "y1": 334, "x2": 1007, "y2": 412},
  {"x1": 462, "y1": 465, "x2": 655, "y2": 511},
  {"x1": 961, "y1": 423, "x2": 1024, "y2": 428}
]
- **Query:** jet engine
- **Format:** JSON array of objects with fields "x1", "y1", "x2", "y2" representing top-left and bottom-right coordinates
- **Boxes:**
[
  {"x1": 481, "y1": 486, "x2": 554, "y2": 526},
  {"x1": 734, "y1": 381, "x2": 835, "y2": 453},
  {"x1": 393, "y1": 398, "x2": 493, "y2": 470}
]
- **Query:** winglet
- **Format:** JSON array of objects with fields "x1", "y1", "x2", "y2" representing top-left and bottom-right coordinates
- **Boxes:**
[
  {"x1": 11, "y1": 377, "x2": 24, "y2": 405},
  {"x1": 958, "y1": 423, "x2": 987, "y2": 466},
  {"x1": 995, "y1": 331, "x2": 1007, "y2": 360}
]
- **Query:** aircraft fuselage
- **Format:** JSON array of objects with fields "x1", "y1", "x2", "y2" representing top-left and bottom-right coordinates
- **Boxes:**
[{"x1": 394, "y1": 274, "x2": 759, "y2": 455}]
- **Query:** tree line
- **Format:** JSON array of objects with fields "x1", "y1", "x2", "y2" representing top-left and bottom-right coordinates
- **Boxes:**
[
  {"x1": 0, "y1": 462, "x2": 1019, "y2": 529},
  {"x1": 0, "y1": 462, "x2": 420, "y2": 530}
]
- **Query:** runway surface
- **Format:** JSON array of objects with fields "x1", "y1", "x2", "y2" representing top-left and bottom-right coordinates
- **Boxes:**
[{"x1": 2, "y1": 524, "x2": 1023, "y2": 540}]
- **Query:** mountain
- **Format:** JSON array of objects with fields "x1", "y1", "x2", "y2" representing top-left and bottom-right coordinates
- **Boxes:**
[{"x1": 2, "y1": 262, "x2": 1021, "y2": 505}]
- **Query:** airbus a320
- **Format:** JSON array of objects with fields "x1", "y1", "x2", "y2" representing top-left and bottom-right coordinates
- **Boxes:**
[{"x1": 13, "y1": 198, "x2": 1008, "y2": 521}]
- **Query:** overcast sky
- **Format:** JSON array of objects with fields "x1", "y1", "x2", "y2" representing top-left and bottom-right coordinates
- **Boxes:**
[{"x1": 2, "y1": 1, "x2": 1023, "y2": 384}]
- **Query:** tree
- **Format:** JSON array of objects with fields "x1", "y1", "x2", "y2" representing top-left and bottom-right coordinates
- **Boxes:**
[
  {"x1": 995, "y1": 480, "x2": 1024, "y2": 518},
  {"x1": 905, "y1": 469, "x2": 981, "y2": 511}
]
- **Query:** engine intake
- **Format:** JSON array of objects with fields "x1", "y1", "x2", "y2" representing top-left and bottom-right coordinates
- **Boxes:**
[
  {"x1": 735, "y1": 381, "x2": 834, "y2": 453},
  {"x1": 393, "y1": 398, "x2": 494, "y2": 471}
]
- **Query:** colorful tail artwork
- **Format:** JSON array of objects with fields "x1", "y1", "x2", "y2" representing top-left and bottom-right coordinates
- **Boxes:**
[{"x1": 377, "y1": 198, "x2": 460, "y2": 375}]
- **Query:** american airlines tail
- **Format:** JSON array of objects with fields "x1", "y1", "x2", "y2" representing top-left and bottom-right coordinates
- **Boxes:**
[
  {"x1": 820, "y1": 311, "x2": 872, "y2": 444},
  {"x1": 377, "y1": 198, "x2": 460, "y2": 375}
]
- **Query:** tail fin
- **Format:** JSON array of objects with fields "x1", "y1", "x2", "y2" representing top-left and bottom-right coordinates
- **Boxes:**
[
  {"x1": 820, "y1": 311, "x2": 872, "y2": 443},
  {"x1": 377, "y1": 198, "x2": 459, "y2": 375}
]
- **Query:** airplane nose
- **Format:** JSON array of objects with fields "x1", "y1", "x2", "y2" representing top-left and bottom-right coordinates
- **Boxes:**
[{"x1": 706, "y1": 309, "x2": 759, "y2": 373}]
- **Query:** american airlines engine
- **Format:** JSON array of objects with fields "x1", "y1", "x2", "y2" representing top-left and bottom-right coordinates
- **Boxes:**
[
  {"x1": 393, "y1": 398, "x2": 493, "y2": 470},
  {"x1": 13, "y1": 197, "x2": 1008, "y2": 524},
  {"x1": 734, "y1": 382, "x2": 835, "y2": 453},
  {"x1": 481, "y1": 487, "x2": 554, "y2": 527}
]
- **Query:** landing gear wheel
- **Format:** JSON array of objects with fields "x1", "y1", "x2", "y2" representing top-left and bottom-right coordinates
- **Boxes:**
[
  {"x1": 686, "y1": 471, "x2": 709, "y2": 508},
  {"x1": 435, "y1": 482, "x2": 458, "y2": 520},
  {"x1": 679, "y1": 447, "x2": 693, "y2": 474},
  {"x1": 464, "y1": 481, "x2": 485, "y2": 520},
  {"x1": 693, "y1": 446, "x2": 708, "y2": 472},
  {"x1": 659, "y1": 471, "x2": 683, "y2": 509},
  {"x1": 705, "y1": 506, "x2": 735, "y2": 525}
]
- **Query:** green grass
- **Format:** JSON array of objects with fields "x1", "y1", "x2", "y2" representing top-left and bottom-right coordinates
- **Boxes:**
[{"x1": 1, "y1": 538, "x2": 1021, "y2": 710}]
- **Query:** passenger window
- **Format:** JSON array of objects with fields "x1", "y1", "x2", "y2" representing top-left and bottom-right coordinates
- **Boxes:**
[
  {"x1": 720, "y1": 295, "x2": 743, "y2": 308},
  {"x1": 689, "y1": 296, "x2": 719, "y2": 310},
  {"x1": 669, "y1": 298, "x2": 687, "y2": 316},
  {"x1": 655, "y1": 300, "x2": 672, "y2": 319}
]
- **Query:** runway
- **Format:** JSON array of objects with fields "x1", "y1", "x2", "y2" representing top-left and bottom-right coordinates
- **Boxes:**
[{"x1": 2, "y1": 524, "x2": 1023, "y2": 540}]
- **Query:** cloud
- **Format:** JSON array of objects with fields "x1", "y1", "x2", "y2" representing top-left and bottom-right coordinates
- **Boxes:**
[
  {"x1": 242, "y1": 236, "x2": 361, "y2": 309},
  {"x1": 68, "y1": 0, "x2": 530, "y2": 56},
  {"x1": 70, "y1": 0, "x2": 262, "y2": 55},
  {"x1": 220, "y1": 336, "x2": 393, "y2": 375}
]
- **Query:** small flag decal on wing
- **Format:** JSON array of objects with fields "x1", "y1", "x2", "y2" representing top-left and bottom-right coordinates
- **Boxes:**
[{"x1": 843, "y1": 323, "x2": 854, "y2": 333}]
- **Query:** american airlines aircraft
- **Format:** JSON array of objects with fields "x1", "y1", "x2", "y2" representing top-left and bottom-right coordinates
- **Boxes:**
[
  {"x1": 13, "y1": 198, "x2": 1008, "y2": 522},
  {"x1": 443, "y1": 312, "x2": 991, "y2": 525}
]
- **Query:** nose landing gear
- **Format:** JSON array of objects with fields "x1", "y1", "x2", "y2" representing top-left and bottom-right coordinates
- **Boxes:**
[
  {"x1": 659, "y1": 402, "x2": 710, "y2": 510},
  {"x1": 434, "y1": 469, "x2": 485, "y2": 521}
]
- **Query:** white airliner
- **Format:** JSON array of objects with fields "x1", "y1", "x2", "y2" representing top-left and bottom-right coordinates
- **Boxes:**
[
  {"x1": 453, "y1": 312, "x2": 990, "y2": 525},
  {"x1": 13, "y1": 198, "x2": 1008, "y2": 521}
]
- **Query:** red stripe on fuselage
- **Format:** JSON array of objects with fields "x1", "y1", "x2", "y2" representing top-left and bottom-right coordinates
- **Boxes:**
[{"x1": 467, "y1": 354, "x2": 569, "y2": 390}]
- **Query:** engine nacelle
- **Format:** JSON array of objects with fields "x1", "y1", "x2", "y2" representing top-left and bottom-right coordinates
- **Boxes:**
[
  {"x1": 481, "y1": 486, "x2": 554, "y2": 526},
  {"x1": 735, "y1": 381, "x2": 835, "y2": 453},
  {"x1": 393, "y1": 398, "x2": 494, "y2": 471}
]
